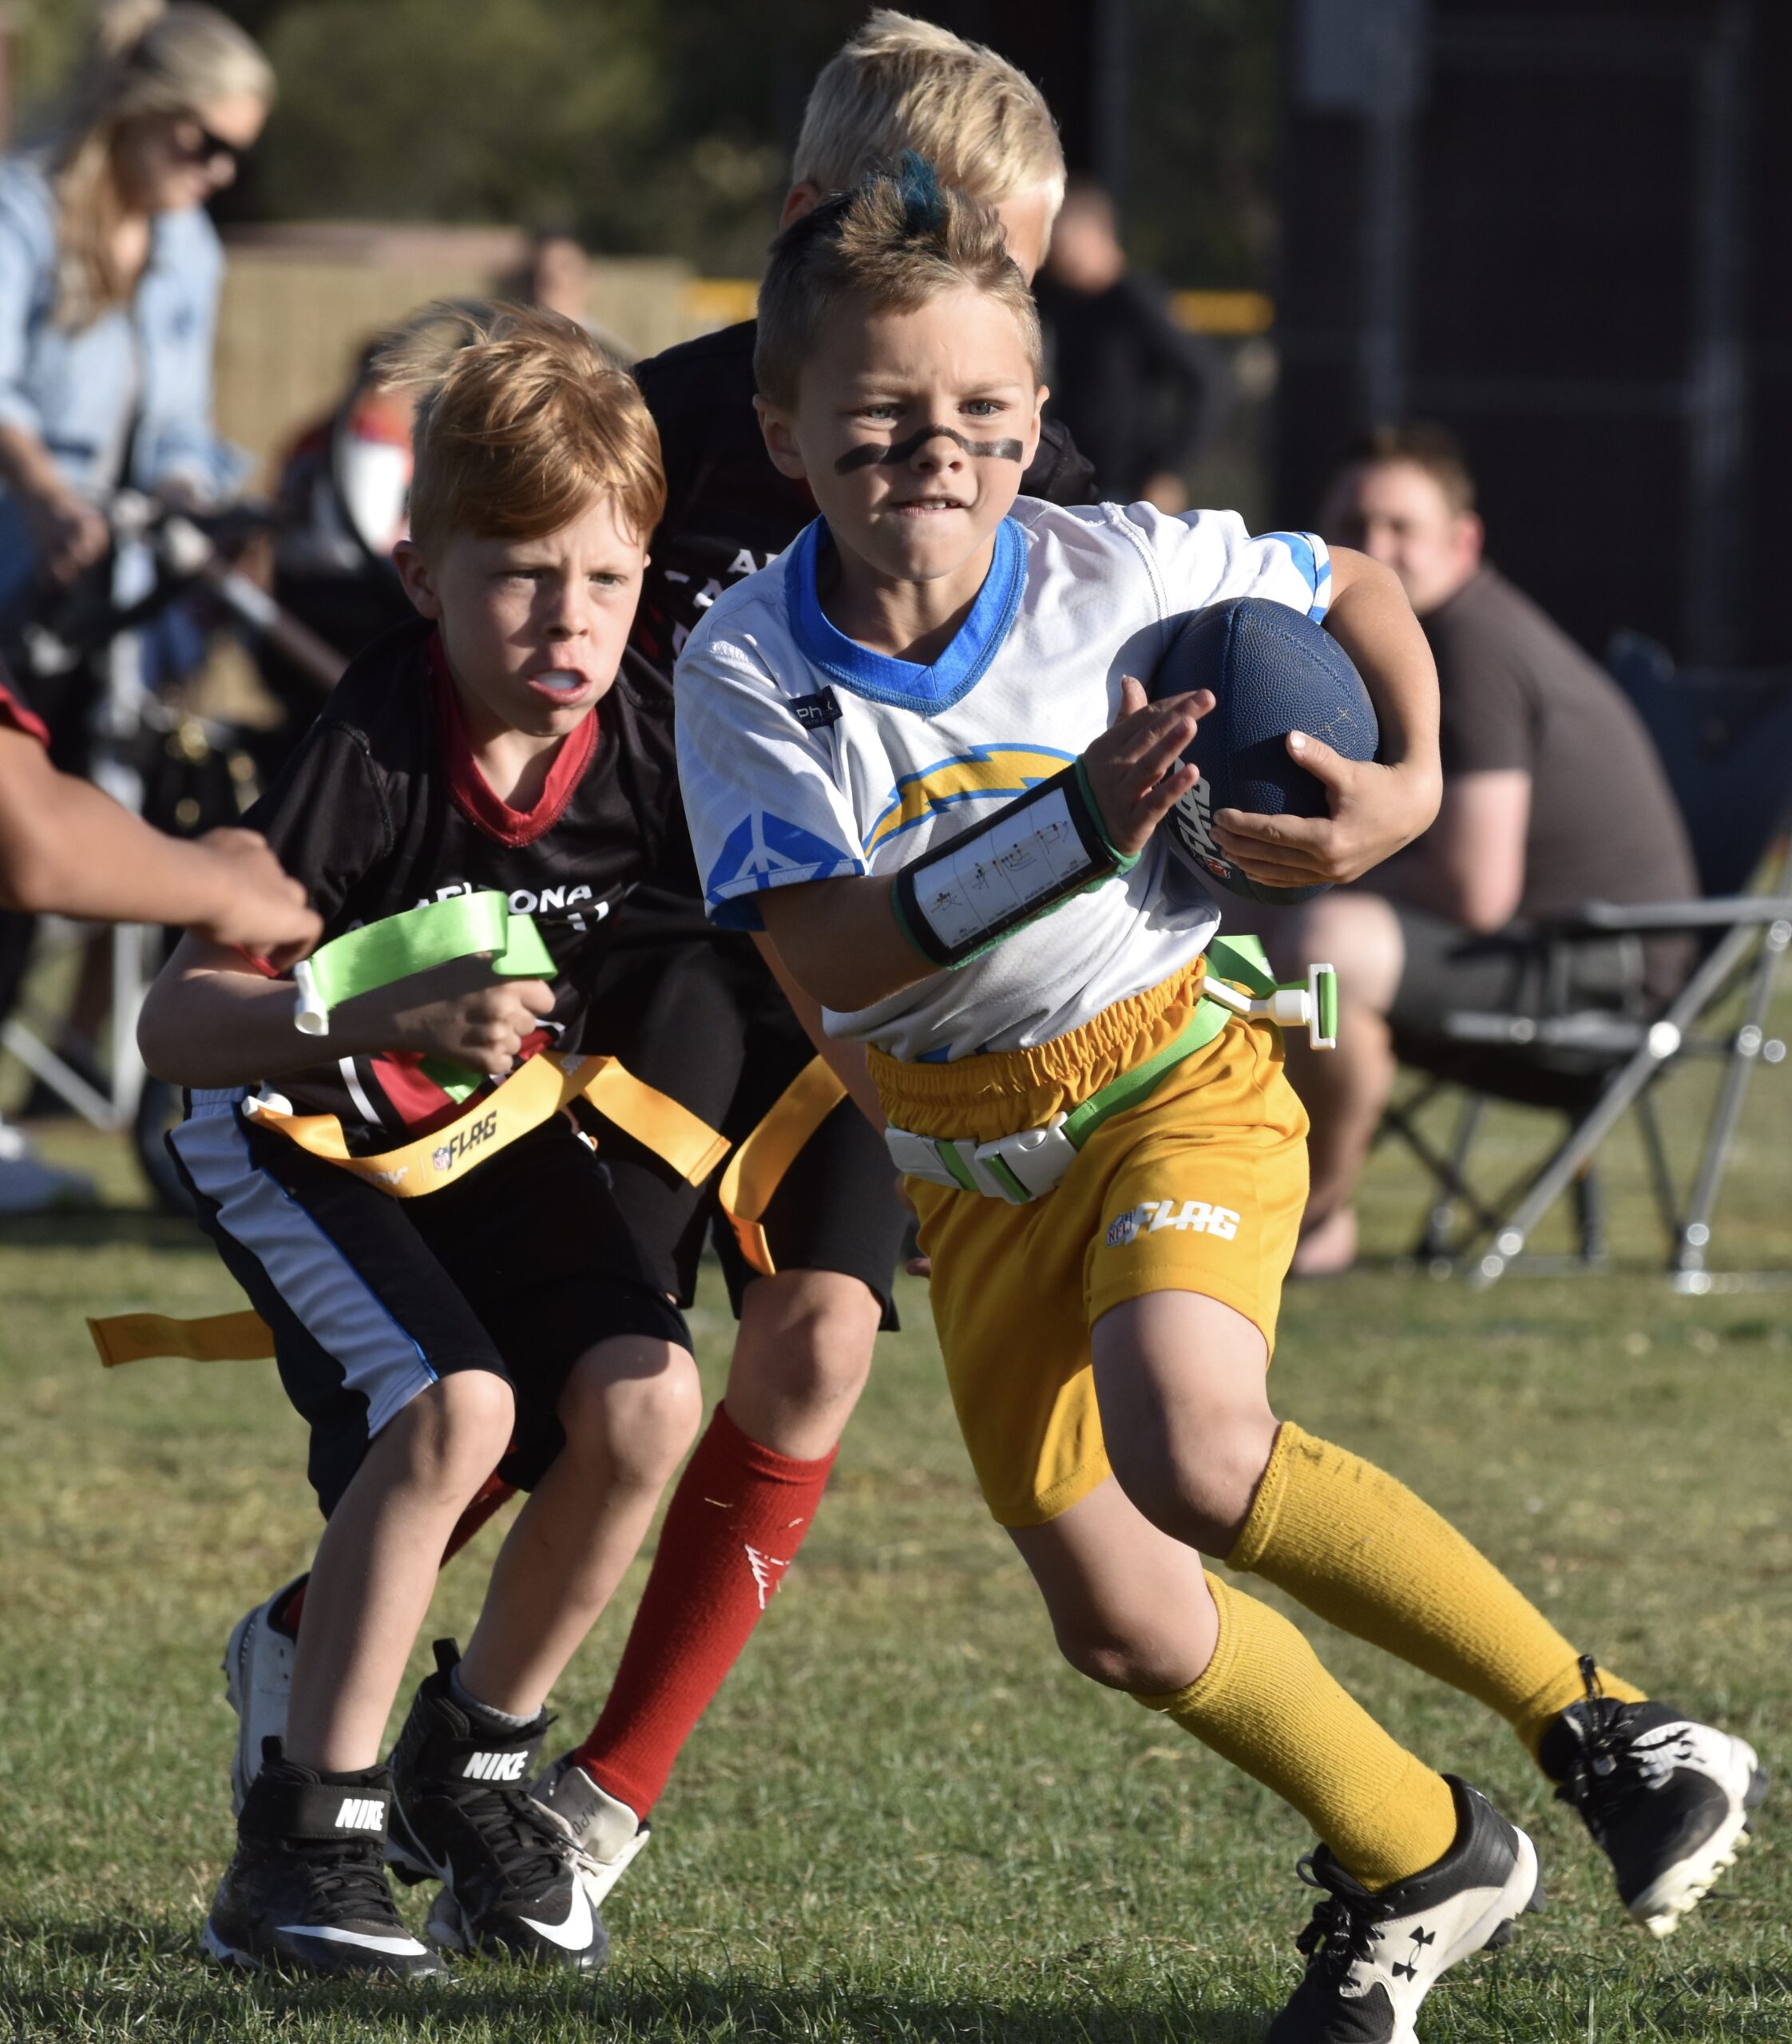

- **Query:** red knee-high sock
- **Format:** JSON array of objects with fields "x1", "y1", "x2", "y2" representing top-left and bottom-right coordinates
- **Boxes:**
[{"x1": 573, "y1": 1403, "x2": 835, "y2": 1818}]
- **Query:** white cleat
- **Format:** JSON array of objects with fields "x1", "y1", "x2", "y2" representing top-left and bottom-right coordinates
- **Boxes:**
[
  {"x1": 529, "y1": 1752, "x2": 651, "y2": 1909},
  {"x1": 1265, "y1": 1776, "x2": 1541, "y2": 2044},
  {"x1": 222, "y1": 1575, "x2": 303, "y2": 1815}
]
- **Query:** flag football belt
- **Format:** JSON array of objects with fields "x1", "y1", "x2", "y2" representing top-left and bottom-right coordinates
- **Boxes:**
[
  {"x1": 716, "y1": 1053, "x2": 848, "y2": 1280},
  {"x1": 884, "y1": 937, "x2": 1338, "y2": 1206},
  {"x1": 89, "y1": 1050, "x2": 731, "y2": 1370},
  {"x1": 240, "y1": 1047, "x2": 728, "y2": 1198},
  {"x1": 260, "y1": 888, "x2": 730, "y2": 1195},
  {"x1": 89, "y1": 893, "x2": 731, "y2": 1369}
]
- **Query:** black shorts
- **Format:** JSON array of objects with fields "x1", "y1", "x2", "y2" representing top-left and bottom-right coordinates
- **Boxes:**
[
  {"x1": 581, "y1": 935, "x2": 906, "y2": 1324},
  {"x1": 169, "y1": 1097, "x2": 689, "y2": 1518},
  {"x1": 1389, "y1": 901, "x2": 1644, "y2": 1047}
]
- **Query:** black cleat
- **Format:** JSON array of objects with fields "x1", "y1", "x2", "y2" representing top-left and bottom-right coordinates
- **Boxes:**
[
  {"x1": 389, "y1": 1641, "x2": 607, "y2": 1968},
  {"x1": 1266, "y1": 1777, "x2": 1540, "y2": 2043},
  {"x1": 200, "y1": 1740, "x2": 443, "y2": 1978},
  {"x1": 1541, "y1": 1654, "x2": 1767, "y2": 1938}
]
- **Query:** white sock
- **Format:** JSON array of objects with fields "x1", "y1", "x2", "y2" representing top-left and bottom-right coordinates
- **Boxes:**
[{"x1": 450, "y1": 1661, "x2": 536, "y2": 1732}]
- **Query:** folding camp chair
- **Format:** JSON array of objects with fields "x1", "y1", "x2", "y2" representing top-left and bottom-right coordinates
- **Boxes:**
[{"x1": 1381, "y1": 635, "x2": 1792, "y2": 1291}]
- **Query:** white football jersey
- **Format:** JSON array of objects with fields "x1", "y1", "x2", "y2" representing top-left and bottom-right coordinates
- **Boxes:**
[{"x1": 676, "y1": 496, "x2": 1331, "y2": 1062}]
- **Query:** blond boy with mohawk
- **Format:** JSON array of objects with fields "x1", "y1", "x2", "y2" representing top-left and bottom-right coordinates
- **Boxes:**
[{"x1": 674, "y1": 162, "x2": 1766, "y2": 2042}]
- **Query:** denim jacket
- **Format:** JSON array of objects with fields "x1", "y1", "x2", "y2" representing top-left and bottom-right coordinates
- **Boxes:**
[{"x1": 0, "y1": 153, "x2": 248, "y2": 604}]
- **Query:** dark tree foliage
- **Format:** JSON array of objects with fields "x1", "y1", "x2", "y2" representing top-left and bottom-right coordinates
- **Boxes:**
[{"x1": 18, "y1": 0, "x2": 1279, "y2": 287}]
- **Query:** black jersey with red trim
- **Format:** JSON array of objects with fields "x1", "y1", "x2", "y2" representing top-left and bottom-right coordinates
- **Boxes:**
[
  {"x1": 616, "y1": 317, "x2": 1098, "y2": 946},
  {"x1": 240, "y1": 615, "x2": 676, "y2": 1153}
]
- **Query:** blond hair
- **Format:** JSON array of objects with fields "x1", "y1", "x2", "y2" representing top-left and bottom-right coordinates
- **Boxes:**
[
  {"x1": 51, "y1": 1, "x2": 275, "y2": 327},
  {"x1": 755, "y1": 159, "x2": 1042, "y2": 411},
  {"x1": 375, "y1": 302, "x2": 666, "y2": 553},
  {"x1": 794, "y1": 10, "x2": 1063, "y2": 214}
]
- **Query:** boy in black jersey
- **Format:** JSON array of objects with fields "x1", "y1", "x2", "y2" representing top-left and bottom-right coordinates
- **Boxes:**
[{"x1": 139, "y1": 307, "x2": 700, "y2": 1978}]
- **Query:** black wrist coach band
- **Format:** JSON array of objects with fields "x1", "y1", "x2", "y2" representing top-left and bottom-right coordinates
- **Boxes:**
[{"x1": 890, "y1": 760, "x2": 1138, "y2": 971}]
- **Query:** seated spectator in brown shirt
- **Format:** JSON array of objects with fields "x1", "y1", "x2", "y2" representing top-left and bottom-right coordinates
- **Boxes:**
[{"x1": 1264, "y1": 422, "x2": 1698, "y2": 1274}]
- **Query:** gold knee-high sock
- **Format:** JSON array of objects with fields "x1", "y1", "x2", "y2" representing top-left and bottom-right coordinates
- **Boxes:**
[
  {"x1": 1134, "y1": 1571, "x2": 1460, "y2": 1889},
  {"x1": 1228, "y1": 1423, "x2": 1645, "y2": 1759}
]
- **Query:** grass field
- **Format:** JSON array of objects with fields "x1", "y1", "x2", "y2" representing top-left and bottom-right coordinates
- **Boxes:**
[{"x1": 2, "y1": 1051, "x2": 1790, "y2": 2042}]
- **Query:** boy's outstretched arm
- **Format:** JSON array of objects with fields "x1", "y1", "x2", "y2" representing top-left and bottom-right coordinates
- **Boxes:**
[
  {"x1": 757, "y1": 679, "x2": 1209, "y2": 1016},
  {"x1": 0, "y1": 723, "x2": 320, "y2": 959},
  {"x1": 1211, "y1": 547, "x2": 1442, "y2": 889}
]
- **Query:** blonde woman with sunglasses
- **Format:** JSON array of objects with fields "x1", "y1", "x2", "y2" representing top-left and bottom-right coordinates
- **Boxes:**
[{"x1": 0, "y1": 1, "x2": 272, "y2": 607}]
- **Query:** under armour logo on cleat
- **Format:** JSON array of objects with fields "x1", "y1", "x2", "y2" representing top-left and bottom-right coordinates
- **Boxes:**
[
  {"x1": 333, "y1": 1796, "x2": 385, "y2": 1830},
  {"x1": 1391, "y1": 1927, "x2": 1435, "y2": 1980}
]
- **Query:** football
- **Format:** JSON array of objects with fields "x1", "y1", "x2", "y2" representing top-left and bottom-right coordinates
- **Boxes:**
[{"x1": 1149, "y1": 595, "x2": 1379, "y2": 905}]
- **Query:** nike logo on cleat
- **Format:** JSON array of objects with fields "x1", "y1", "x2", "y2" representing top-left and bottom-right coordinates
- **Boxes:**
[
  {"x1": 276, "y1": 1923, "x2": 428, "y2": 1955},
  {"x1": 333, "y1": 1796, "x2": 385, "y2": 1831},
  {"x1": 519, "y1": 1884, "x2": 596, "y2": 1951},
  {"x1": 461, "y1": 1750, "x2": 529, "y2": 1781}
]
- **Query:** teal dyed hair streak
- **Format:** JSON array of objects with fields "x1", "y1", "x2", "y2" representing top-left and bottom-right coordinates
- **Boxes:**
[
  {"x1": 894, "y1": 151, "x2": 950, "y2": 234},
  {"x1": 753, "y1": 156, "x2": 1044, "y2": 408}
]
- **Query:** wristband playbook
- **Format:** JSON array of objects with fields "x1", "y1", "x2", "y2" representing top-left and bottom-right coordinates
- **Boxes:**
[{"x1": 890, "y1": 761, "x2": 1137, "y2": 970}]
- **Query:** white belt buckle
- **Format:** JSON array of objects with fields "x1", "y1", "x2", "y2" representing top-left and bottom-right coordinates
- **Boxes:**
[
  {"x1": 885, "y1": 1115, "x2": 1078, "y2": 1202},
  {"x1": 884, "y1": 1125, "x2": 959, "y2": 1187},
  {"x1": 970, "y1": 1113, "x2": 1076, "y2": 1202}
]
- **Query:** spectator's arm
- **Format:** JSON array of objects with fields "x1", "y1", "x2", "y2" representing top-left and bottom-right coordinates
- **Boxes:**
[
  {"x1": 0, "y1": 723, "x2": 319, "y2": 956},
  {"x1": 133, "y1": 216, "x2": 248, "y2": 501},
  {"x1": 0, "y1": 184, "x2": 110, "y2": 580},
  {"x1": 1392, "y1": 769, "x2": 1530, "y2": 931},
  {"x1": 0, "y1": 188, "x2": 46, "y2": 445}
]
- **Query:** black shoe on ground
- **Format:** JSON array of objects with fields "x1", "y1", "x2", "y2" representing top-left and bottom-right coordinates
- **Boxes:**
[
  {"x1": 1541, "y1": 1654, "x2": 1767, "y2": 1938},
  {"x1": 201, "y1": 1739, "x2": 444, "y2": 1978},
  {"x1": 1265, "y1": 1776, "x2": 1541, "y2": 2044},
  {"x1": 389, "y1": 1640, "x2": 607, "y2": 1968}
]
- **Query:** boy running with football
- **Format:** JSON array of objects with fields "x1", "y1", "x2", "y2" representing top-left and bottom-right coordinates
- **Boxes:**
[
  {"x1": 140, "y1": 306, "x2": 706, "y2": 1977},
  {"x1": 672, "y1": 162, "x2": 1765, "y2": 2039}
]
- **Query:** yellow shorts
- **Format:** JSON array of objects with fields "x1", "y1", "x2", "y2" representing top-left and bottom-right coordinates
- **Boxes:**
[{"x1": 870, "y1": 961, "x2": 1308, "y2": 1528}]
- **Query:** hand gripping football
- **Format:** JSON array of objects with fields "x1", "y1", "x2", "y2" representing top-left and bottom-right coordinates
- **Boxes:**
[{"x1": 1149, "y1": 596, "x2": 1378, "y2": 905}]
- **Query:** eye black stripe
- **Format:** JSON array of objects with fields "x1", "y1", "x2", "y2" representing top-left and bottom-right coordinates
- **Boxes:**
[{"x1": 835, "y1": 425, "x2": 1025, "y2": 473}]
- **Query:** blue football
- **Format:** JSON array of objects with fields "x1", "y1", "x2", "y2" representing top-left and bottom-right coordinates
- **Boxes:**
[{"x1": 1149, "y1": 596, "x2": 1378, "y2": 905}]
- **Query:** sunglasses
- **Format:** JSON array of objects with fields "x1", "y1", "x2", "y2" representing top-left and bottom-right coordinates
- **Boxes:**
[{"x1": 171, "y1": 117, "x2": 249, "y2": 172}]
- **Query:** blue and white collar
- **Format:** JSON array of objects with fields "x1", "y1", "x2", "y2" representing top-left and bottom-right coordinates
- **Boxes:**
[{"x1": 783, "y1": 515, "x2": 1026, "y2": 717}]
